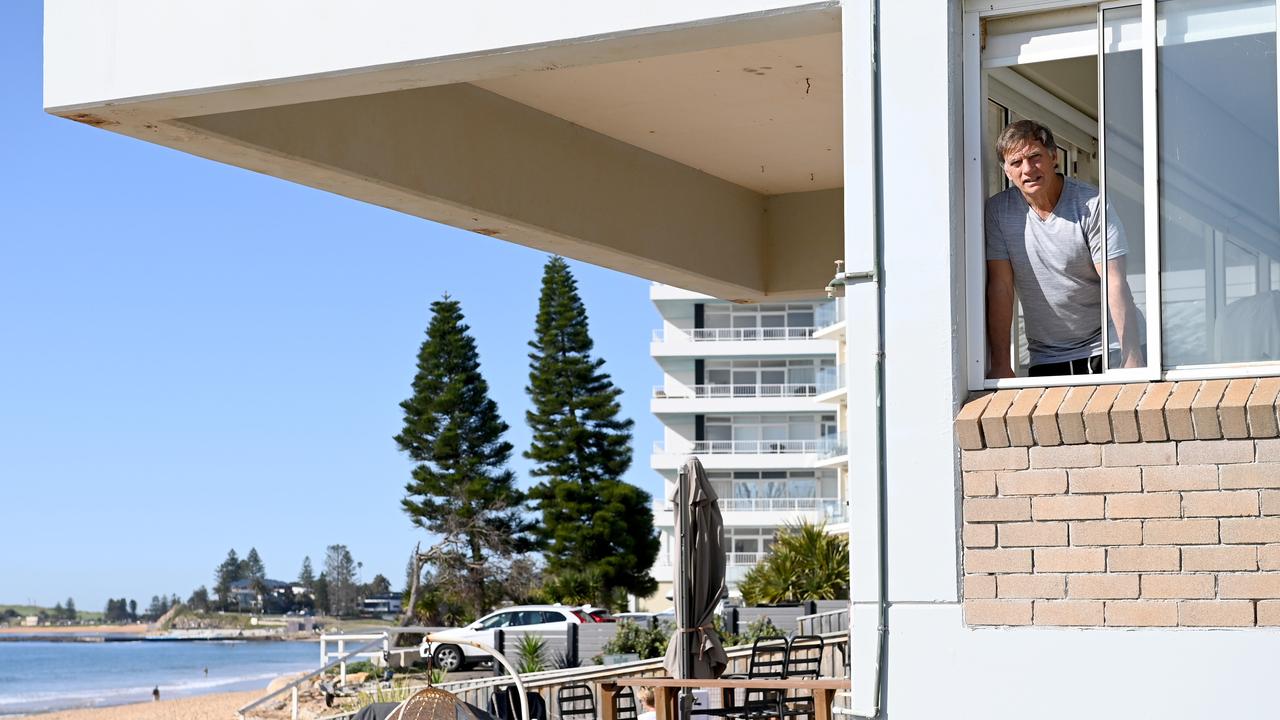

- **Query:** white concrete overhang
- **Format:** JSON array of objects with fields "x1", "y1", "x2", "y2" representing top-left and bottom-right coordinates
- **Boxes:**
[{"x1": 44, "y1": 1, "x2": 846, "y2": 302}]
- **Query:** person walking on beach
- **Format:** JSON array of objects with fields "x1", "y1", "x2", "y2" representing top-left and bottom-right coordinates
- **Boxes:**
[{"x1": 152, "y1": 686, "x2": 160, "y2": 702}]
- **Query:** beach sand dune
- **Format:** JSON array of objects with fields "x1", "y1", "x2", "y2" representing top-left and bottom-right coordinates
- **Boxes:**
[{"x1": 31, "y1": 689, "x2": 261, "y2": 720}]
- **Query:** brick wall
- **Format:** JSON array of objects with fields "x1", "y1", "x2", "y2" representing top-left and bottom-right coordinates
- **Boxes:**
[{"x1": 956, "y1": 380, "x2": 1280, "y2": 628}]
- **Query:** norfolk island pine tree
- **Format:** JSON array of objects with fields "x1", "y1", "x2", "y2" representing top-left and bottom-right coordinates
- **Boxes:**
[
  {"x1": 395, "y1": 295, "x2": 534, "y2": 620},
  {"x1": 525, "y1": 257, "x2": 659, "y2": 608}
]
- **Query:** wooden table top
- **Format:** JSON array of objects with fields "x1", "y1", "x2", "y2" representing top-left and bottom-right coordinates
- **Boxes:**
[{"x1": 606, "y1": 677, "x2": 850, "y2": 690}]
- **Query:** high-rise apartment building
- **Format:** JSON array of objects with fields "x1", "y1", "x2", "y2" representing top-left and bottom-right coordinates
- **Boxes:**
[{"x1": 646, "y1": 283, "x2": 848, "y2": 606}]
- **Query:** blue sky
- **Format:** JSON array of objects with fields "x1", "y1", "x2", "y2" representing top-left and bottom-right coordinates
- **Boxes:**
[{"x1": 0, "y1": 1, "x2": 663, "y2": 612}]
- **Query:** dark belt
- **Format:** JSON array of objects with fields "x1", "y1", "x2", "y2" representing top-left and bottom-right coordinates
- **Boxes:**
[{"x1": 1028, "y1": 353, "x2": 1107, "y2": 377}]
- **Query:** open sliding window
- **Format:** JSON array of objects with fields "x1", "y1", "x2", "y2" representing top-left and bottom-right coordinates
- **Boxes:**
[{"x1": 964, "y1": 0, "x2": 1280, "y2": 390}]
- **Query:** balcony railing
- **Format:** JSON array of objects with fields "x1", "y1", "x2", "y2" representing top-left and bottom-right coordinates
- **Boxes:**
[
  {"x1": 652, "y1": 383, "x2": 819, "y2": 399},
  {"x1": 651, "y1": 327, "x2": 819, "y2": 342},
  {"x1": 658, "y1": 497, "x2": 847, "y2": 518},
  {"x1": 814, "y1": 301, "x2": 844, "y2": 329},
  {"x1": 815, "y1": 367, "x2": 845, "y2": 394},
  {"x1": 659, "y1": 552, "x2": 765, "y2": 568},
  {"x1": 653, "y1": 439, "x2": 844, "y2": 455},
  {"x1": 818, "y1": 434, "x2": 848, "y2": 459}
]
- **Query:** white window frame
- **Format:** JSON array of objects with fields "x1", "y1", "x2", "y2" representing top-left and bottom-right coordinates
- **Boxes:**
[{"x1": 964, "y1": 0, "x2": 1280, "y2": 391}]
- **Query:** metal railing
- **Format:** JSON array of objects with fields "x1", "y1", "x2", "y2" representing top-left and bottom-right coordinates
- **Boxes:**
[
  {"x1": 714, "y1": 497, "x2": 842, "y2": 512},
  {"x1": 238, "y1": 637, "x2": 385, "y2": 720},
  {"x1": 652, "y1": 439, "x2": 844, "y2": 455},
  {"x1": 814, "y1": 301, "x2": 844, "y2": 329},
  {"x1": 652, "y1": 383, "x2": 819, "y2": 399},
  {"x1": 818, "y1": 435, "x2": 848, "y2": 459},
  {"x1": 651, "y1": 327, "x2": 819, "y2": 342},
  {"x1": 798, "y1": 608, "x2": 849, "y2": 635}
]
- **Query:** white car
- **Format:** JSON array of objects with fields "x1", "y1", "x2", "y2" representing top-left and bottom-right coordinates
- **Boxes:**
[{"x1": 428, "y1": 605, "x2": 593, "y2": 671}]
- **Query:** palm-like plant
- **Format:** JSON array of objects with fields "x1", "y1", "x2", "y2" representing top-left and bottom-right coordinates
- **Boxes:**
[{"x1": 737, "y1": 521, "x2": 849, "y2": 606}]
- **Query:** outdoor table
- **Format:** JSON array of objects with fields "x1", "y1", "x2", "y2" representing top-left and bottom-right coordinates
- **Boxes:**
[{"x1": 600, "y1": 677, "x2": 849, "y2": 720}]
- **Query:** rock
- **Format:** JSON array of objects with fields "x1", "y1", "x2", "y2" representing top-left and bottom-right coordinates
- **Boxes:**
[{"x1": 345, "y1": 672, "x2": 369, "y2": 685}]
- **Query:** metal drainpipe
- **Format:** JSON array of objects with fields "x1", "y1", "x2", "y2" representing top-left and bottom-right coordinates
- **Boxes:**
[{"x1": 847, "y1": 0, "x2": 889, "y2": 716}]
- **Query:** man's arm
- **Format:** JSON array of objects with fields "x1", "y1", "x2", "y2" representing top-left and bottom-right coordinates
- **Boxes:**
[
  {"x1": 1095, "y1": 256, "x2": 1145, "y2": 368},
  {"x1": 986, "y1": 259, "x2": 1016, "y2": 379}
]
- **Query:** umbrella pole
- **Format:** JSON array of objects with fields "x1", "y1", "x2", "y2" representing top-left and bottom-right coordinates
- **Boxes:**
[{"x1": 677, "y1": 466, "x2": 692, "y2": 720}]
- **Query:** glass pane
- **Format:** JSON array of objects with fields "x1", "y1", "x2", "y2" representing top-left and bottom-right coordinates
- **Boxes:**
[
  {"x1": 1225, "y1": 241, "x2": 1259, "y2": 303},
  {"x1": 986, "y1": 100, "x2": 1009, "y2": 195},
  {"x1": 789, "y1": 479, "x2": 817, "y2": 498},
  {"x1": 704, "y1": 311, "x2": 730, "y2": 330},
  {"x1": 1103, "y1": 4, "x2": 1149, "y2": 371},
  {"x1": 1159, "y1": 0, "x2": 1280, "y2": 365},
  {"x1": 787, "y1": 310, "x2": 814, "y2": 327}
]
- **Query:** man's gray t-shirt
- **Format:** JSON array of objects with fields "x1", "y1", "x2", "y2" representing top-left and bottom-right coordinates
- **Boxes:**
[{"x1": 985, "y1": 176, "x2": 1126, "y2": 365}]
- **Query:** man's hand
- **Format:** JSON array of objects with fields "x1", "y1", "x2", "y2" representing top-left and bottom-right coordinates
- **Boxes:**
[
  {"x1": 987, "y1": 363, "x2": 1016, "y2": 379},
  {"x1": 1098, "y1": 257, "x2": 1145, "y2": 371}
]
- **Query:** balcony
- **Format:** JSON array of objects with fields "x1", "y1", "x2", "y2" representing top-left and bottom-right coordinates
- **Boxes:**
[
  {"x1": 650, "y1": 326, "x2": 838, "y2": 358},
  {"x1": 815, "y1": 433, "x2": 848, "y2": 468},
  {"x1": 652, "y1": 327, "x2": 819, "y2": 342},
  {"x1": 651, "y1": 384, "x2": 827, "y2": 414},
  {"x1": 814, "y1": 366, "x2": 846, "y2": 404},
  {"x1": 651, "y1": 438, "x2": 842, "y2": 470},
  {"x1": 813, "y1": 301, "x2": 845, "y2": 340},
  {"x1": 653, "y1": 496, "x2": 847, "y2": 523}
]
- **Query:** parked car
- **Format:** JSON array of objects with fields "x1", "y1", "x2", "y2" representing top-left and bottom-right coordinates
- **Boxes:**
[{"x1": 427, "y1": 605, "x2": 593, "y2": 671}]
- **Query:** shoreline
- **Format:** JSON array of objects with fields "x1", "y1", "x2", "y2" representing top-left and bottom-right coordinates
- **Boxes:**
[
  {"x1": 7, "y1": 689, "x2": 263, "y2": 719},
  {"x1": 0, "y1": 626, "x2": 148, "y2": 637}
]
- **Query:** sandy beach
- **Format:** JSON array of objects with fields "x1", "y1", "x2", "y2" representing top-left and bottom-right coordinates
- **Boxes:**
[
  {"x1": 0, "y1": 625, "x2": 149, "y2": 636},
  {"x1": 27, "y1": 689, "x2": 262, "y2": 720}
]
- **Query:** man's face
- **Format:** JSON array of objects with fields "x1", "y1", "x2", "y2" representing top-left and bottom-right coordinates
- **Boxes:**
[{"x1": 1002, "y1": 140, "x2": 1057, "y2": 198}]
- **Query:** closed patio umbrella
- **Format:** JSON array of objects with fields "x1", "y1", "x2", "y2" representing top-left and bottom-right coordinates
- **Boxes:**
[{"x1": 663, "y1": 456, "x2": 728, "y2": 685}]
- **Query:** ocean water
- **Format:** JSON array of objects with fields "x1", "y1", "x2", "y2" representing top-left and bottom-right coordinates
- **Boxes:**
[{"x1": 0, "y1": 639, "x2": 318, "y2": 716}]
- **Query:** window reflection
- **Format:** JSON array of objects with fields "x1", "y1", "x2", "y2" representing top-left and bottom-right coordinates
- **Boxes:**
[{"x1": 1159, "y1": 0, "x2": 1280, "y2": 365}]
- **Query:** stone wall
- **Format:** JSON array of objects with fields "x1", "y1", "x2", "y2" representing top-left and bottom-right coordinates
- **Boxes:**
[{"x1": 956, "y1": 380, "x2": 1280, "y2": 628}]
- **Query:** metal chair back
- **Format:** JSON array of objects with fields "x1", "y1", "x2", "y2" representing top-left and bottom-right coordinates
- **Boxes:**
[
  {"x1": 746, "y1": 636, "x2": 789, "y2": 679},
  {"x1": 612, "y1": 686, "x2": 637, "y2": 720},
  {"x1": 784, "y1": 635, "x2": 824, "y2": 679},
  {"x1": 557, "y1": 683, "x2": 597, "y2": 720}
]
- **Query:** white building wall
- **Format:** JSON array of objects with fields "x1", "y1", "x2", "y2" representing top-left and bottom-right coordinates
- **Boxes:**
[
  {"x1": 893, "y1": 605, "x2": 1280, "y2": 719},
  {"x1": 856, "y1": 1, "x2": 1280, "y2": 717},
  {"x1": 649, "y1": 287, "x2": 838, "y2": 600}
]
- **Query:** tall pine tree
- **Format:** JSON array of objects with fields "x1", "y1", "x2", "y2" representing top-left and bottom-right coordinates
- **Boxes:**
[
  {"x1": 525, "y1": 257, "x2": 658, "y2": 607},
  {"x1": 395, "y1": 295, "x2": 533, "y2": 619}
]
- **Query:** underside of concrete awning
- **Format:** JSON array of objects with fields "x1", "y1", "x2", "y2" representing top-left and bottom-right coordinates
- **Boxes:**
[{"x1": 45, "y1": 1, "x2": 845, "y2": 301}]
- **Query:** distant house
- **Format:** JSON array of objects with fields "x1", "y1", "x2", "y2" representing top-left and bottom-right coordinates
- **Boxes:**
[
  {"x1": 21, "y1": 616, "x2": 40, "y2": 627},
  {"x1": 361, "y1": 593, "x2": 403, "y2": 616},
  {"x1": 228, "y1": 578, "x2": 293, "y2": 612}
]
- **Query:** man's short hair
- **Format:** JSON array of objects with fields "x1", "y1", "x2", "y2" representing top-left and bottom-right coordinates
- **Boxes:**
[{"x1": 995, "y1": 119, "x2": 1057, "y2": 163}]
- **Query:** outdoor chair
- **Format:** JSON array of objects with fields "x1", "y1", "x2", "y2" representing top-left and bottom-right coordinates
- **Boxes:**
[
  {"x1": 612, "y1": 686, "x2": 638, "y2": 720},
  {"x1": 717, "y1": 636, "x2": 789, "y2": 720},
  {"x1": 489, "y1": 684, "x2": 548, "y2": 720},
  {"x1": 779, "y1": 635, "x2": 825, "y2": 720},
  {"x1": 557, "y1": 683, "x2": 598, "y2": 720}
]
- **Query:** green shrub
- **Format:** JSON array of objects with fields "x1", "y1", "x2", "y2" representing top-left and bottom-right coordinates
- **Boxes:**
[
  {"x1": 601, "y1": 619, "x2": 673, "y2": 660},
  {"x1": 515, "y1": 634, "x2": 547, "y2": 674}
]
